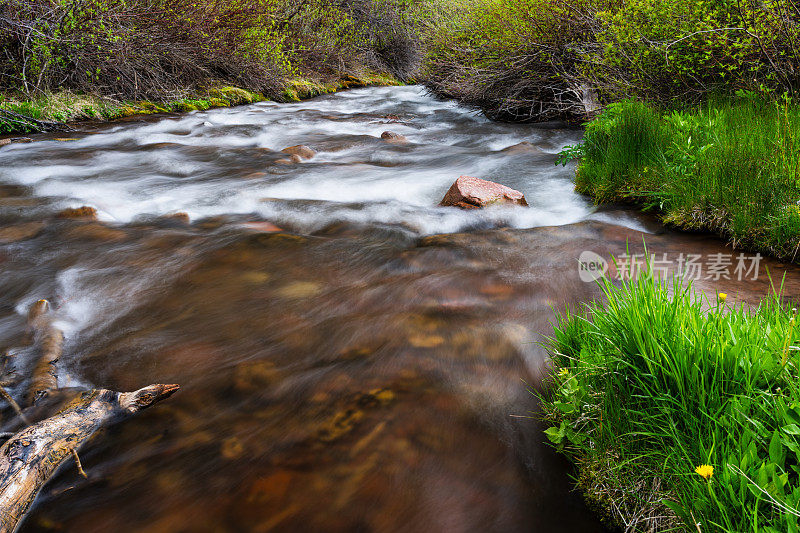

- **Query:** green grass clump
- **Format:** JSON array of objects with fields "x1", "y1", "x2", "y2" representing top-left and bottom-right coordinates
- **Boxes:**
[
  {"x1": 0, "y1": 91, "x2": 121, "y2": 133},
  {"x1": 565, "y1": 97, "x2": 800, "y2": 261},
  {"x1": 0, "y1": 85, "x2": 272, "y2": 134},
  {"x1": 541, "y1": 273, "x2": 800, "y2": 531}
]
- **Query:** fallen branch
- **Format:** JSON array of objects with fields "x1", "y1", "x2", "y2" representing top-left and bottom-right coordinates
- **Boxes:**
[
  {"x1": 26, "y1": 299, "x2": 63, "y2": 404},
  {"x1": 0, "y1": 383, "x2": 179, "y2": 532},
  {"x1": 0, "y1": 109, "x2": 73, "y2": 133}
]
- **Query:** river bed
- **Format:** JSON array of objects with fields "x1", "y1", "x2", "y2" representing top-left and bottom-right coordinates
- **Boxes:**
[{"x1": 1, "y1": 86, "x2": 799, "y2": 532}]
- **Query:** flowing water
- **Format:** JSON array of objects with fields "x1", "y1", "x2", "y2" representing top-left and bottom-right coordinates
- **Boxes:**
[{"x1": 1, "y1": 85, "x2": 799, "y2": 532}]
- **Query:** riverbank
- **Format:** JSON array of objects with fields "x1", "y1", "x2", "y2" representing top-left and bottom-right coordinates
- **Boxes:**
[
  {"x1": 558, "y1": 98, "x2": 800, "y2": 263},
  {"x1": 0, "y1": 0, "x2": 421, "y2": 136},
  {"x1": 0, "y1": 74, "x2": 400, "y2": 135},
  {"x1": 540, "y1": 272, "x2": 800, "y2": 532}
]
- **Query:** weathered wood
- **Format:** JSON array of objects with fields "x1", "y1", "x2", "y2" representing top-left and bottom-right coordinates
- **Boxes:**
[
  {"x1": 0, "y1": 110, "x2": 72, "y2": 134},
  {"x1": 26, "y1": 300, "x2": 63, "y2": 404},
  {"x1": 0, "y1": 383, "x2": 179, "y2": 532}
]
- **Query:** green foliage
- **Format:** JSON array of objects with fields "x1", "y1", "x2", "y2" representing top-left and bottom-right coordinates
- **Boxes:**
[
  {"x1": 425, "y1": 0, "x2": 800, "y2": 119},
  {"x1": 592, "y1": 0, "x2": 800, "y2": 101},
  {"x1": 0, "y1": 0, "x2": 420, "y2": 100},
  {"x1": 569, "y1": 98, "x2": 800, "y2": 260},
  {"x1": 0, "y1": 91, "x2": 115, "y2": 133},
  {"x1": 424, "y1": 0, "x2": 596, "y2": 120},
  {"x1": 541, "y1": 272, "x2": 800, "y2": 531}
]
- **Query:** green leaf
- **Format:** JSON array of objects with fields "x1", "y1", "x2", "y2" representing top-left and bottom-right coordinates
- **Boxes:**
[
  {"x1": 544, "y1": 423, "x2": 565, "y2": 445},
  {"x1": 554, "y1": 400, "x2": 576, "y2": 415},
  {"x1": 784, "y1": 424, "x2": 800, "y2": 435},
  {"x1": 770, "y1": 430, "x2": 786, "y2": 467},
  {"x1": 662, "y1": 499, "x2": 689, "y2": 522}
]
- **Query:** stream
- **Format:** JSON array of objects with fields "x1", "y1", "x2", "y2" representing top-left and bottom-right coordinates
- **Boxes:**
[{"x1": 1, "y1": 85, "x2": 800, "y2": 532}]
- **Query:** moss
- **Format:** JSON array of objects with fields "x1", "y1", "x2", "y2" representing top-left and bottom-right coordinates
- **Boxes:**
[
  {"x1": 278, "y1": 73, "x2": 401, "y2": 102},
  {"x1": 137, "y1": 101, "x2": 169, "y2": 113},
  {"x1": 208, "y1": 86, "x2": 264, "y2": 105},
  {"x1": 207, "y1": 98, "x2": 229, "y2": 108},
  {"x1": 170, "y1": 101, "x2": 203, "y2": 112},
  {"x1": 280, "y1": 79, "x2": 328, "y2": 102},
  {"x1": 0, "y1": 74, "x2": 399, "y2": 134}
]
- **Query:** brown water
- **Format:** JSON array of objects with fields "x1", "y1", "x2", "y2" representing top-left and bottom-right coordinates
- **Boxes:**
[{"x1": 1, "y1": 86, "x2": 799, "y2": 532}]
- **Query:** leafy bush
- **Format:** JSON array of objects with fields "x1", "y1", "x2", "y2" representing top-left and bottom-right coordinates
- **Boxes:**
[
  {"x1": 424, "y1": 0, "x2": 600, "y2": 121},
  {"x1": 424, "y1": 0, "x2": 800, "y2": 120},
  {"x1": 591, "y1": 0, "x2": 800, "y2": 102},
  {"x1": 542, "y1": 273, "x2": 800, "y2": 531},
  {"x1": 0, "y1": 0, "x2": 423, "y2": 100},
  {"x1": 565, "y1": 97, "x2": 800, "y2": 260}
]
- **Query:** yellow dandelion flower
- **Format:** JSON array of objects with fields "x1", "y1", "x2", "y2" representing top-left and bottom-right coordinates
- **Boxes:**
[
  {"x1": 558, "y1": 368, "x2": 569, "y2": 378},
  {"x1": 695, "y1": 464, "x2": 713, "y2": 480},
  {"x1": 718, "y1": 293, "x2": 727, "y2": 304}
]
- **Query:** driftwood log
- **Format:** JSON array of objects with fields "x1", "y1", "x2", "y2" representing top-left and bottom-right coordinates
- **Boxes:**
[
  {"x1": 0, "y1": 300, "x2": 179, "y2": 532},
  {"x1": 0, "y1": 383, "x2": 179, "y2": 532}
]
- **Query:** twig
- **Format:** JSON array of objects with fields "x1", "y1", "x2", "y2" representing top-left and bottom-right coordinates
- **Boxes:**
[
  {"x1": 0, "y1": 385, "x2": 31, "y2": 426},
  {"x1": 70, "y1": 448, "x2": 88, "y2": 479}
]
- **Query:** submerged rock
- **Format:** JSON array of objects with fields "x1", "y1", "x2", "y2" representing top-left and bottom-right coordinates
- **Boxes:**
[
  {"x1": 242, "y1": 171, "x2": 267, "y2": 180},
  {"x1": 275, "y1": 154, "x2": 303, "y2": 165},
  {"x1": 439, "y1": 176, "x2": 528, "y2": 209},
  {"x1": 239, "y1": 221, "x2": 283, "y2": 233},
  {"x1": 380, "y1": 131, "x2": 408, "y2": 144},
  {"x1": 64, "y1": 223, "x2": 126, "y2": 242},
  {"x1": 0, "y1": 222, "x2": 45, "y2": 243},
  {"x1": 281, "y1": 145, "x2": 316, "y2": 160},
  {"x1": 500, "y1": 141, "x2": 543, "y2": 155}
]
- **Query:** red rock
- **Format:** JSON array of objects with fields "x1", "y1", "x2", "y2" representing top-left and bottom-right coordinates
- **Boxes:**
[
  {"x1": 281, "y1": 145, "x2": 315, "y2": 160},
  {"x1": 56, "y1": 206, "x2": 98, "y2": 220},
  {"x1": 242, "y1": 171, "x2": 267, "y2": 179},
  {"x1": 0, "y1": 138, "x2": 10, "y2": 147},
  {"x1": 439, "y1": 176, "x2": 528, "y2": 209},
  {"x1": 239, "y1": 221, "x2": 283, "y2": 233},
  {"x1": 161, "y1": 212, "x2": 190, "y2": 224},
  {"x1": 274, "y1": 154, "x2": 302, "y2": 165},
  {"x1": 381, "y1": 131, "x2": 408, "y2": 144}
]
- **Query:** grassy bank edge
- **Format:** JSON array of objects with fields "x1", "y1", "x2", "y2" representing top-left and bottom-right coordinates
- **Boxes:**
[
  {"x1": 560, "y1": 98, "x2": 800, "y2": 264},
  {"x1": 0, "y1": 72, "x2": 401, "y2": 135},
  {"x1": 538, "y1": 273, "x2": 800, "y2": 532}
]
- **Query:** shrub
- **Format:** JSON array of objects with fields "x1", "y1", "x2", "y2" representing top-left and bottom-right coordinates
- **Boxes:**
[
  {"x1": 591, "y1": 0, "x2": 800, "y2": 102},
  {"x1": 424, "y1": 0, "x2": 800, "y2": 120},
  {"x1": 424, "y1": 0, "x2": 602, "y2": 121},
  {"x1": 0, "y1": 0, "x2": 290, "y2": 98},
  {"x1": 0, "y1": 0, "x2": 423, "y2": 100}
]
